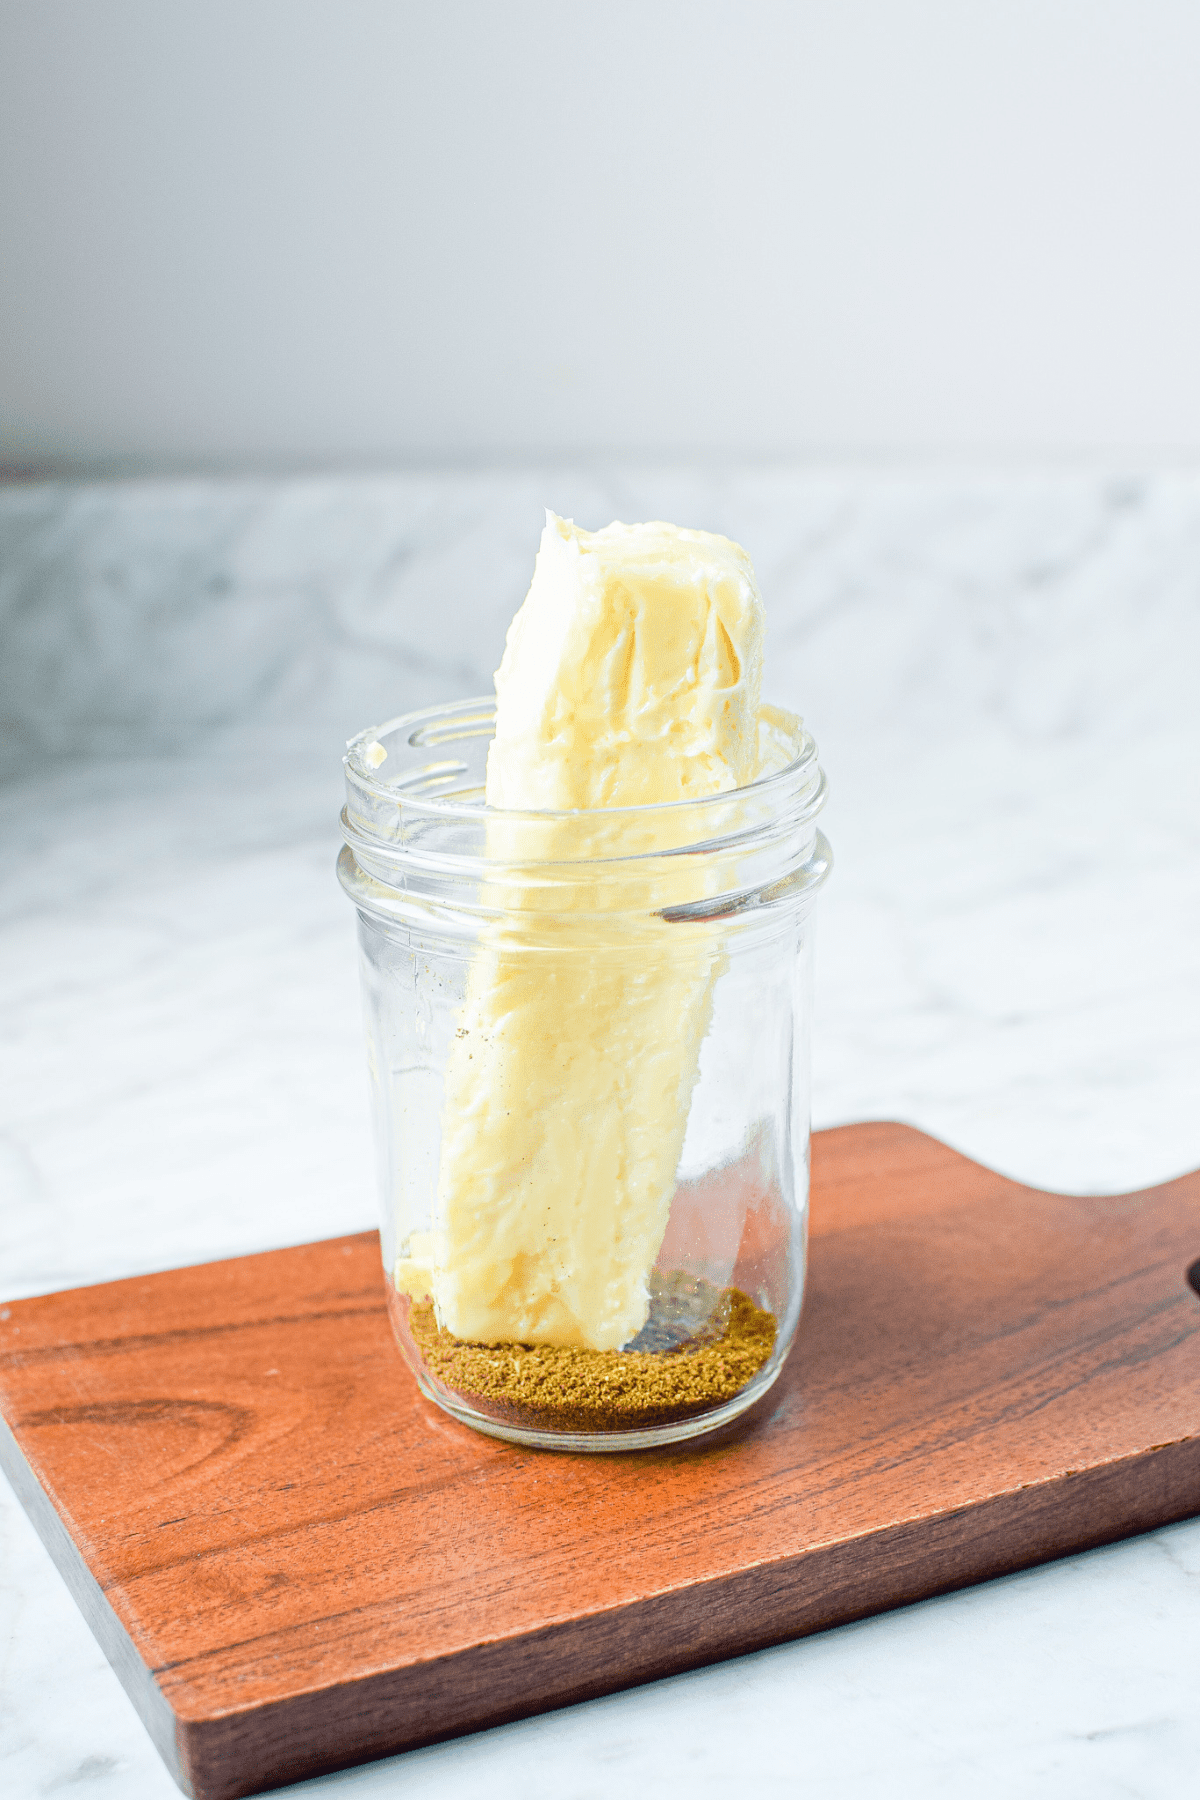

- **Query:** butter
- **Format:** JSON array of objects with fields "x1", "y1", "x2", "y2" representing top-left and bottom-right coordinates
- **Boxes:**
[{"x1": 396, "y1": 514, "x2": 767, "y2": 1350}]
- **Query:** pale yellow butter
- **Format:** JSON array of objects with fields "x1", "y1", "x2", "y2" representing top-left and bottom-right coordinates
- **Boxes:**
[
  {"x1": 396, "y1": 513, "x2": 767, "y2": 1349},
  {"x1": 487, "y1": 513, "x2": 764, "y2": 808}
]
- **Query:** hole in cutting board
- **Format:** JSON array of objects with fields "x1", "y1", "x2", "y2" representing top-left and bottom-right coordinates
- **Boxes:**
[{"x1": 1187, "y1": 1259, "x2": 1200, "y2": 1301}]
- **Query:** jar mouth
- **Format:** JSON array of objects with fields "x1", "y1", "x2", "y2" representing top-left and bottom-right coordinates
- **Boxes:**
[
  {"x1": 340, "y1": 697, "x2": 830, "y2": 924},
  {"x1": 344, "y1": 695, "x2": 825, "y2": 835}
]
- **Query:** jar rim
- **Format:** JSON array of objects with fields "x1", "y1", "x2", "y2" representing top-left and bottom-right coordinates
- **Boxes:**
[
  {"x1": 344, "y1": 695, "x2": 824, "y2": 830},
  {"x1": 340, "y1": 696, "x2": 830, "y2": 925}
]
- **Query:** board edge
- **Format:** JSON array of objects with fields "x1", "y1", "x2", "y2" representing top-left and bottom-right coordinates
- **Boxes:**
[
  {"x1": 173, "y1": 1432, "x2": 1200, "y2": 1800},
  {"x1": 0, "y1": 1413, "x2": 189, "y2": 1796}
]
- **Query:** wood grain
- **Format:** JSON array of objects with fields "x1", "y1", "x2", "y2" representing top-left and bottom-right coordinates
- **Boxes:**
[{"x1": 2, "y1": 1122, "x2": 1198, "y2": 1800}]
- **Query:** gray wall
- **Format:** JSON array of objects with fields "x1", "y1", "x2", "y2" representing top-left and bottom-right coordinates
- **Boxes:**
[{"x1": 3, "y1": 0, "x2": 1200, "y2": 470}]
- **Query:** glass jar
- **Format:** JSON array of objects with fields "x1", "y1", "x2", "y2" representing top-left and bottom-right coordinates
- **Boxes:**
[{"x1": 338, "y1": 697, "x2": 830, "y2": 1451}]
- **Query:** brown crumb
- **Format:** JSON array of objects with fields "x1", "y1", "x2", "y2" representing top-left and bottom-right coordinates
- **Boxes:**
[{"x1": 406, "y1": 1275, "x2": 776, "y2": 1432}]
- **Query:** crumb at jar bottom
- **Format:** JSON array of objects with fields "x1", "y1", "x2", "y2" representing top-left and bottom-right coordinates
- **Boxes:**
[{"x1": 386, "y1": 1273, "x2": 778, "y2": 1447}]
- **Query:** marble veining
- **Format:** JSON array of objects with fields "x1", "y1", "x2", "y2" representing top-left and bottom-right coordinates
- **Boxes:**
[{"x1": 2, "y1": 468, "x2": 1199, "y2": 1799}]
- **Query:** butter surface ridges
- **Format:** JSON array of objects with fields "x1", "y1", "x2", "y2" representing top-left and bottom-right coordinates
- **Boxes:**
[
  {"x1": 397, "y1": 514, "x2": 767, "y2": 1351},
  {"x1": 486, "y1": 513, "x2": 764, "y2": 810}
]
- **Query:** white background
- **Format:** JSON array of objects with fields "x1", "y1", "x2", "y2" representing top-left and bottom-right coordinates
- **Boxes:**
[
  {"x1": 2, "y1": 0, "x2": 1200, "y2": 469},
  {"x1": 4, "y1": 10, "x2": 1200, "y2": 1797}
]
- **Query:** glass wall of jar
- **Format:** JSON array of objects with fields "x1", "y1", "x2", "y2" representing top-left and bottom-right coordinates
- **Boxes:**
[{"x1": 338, "y1": 698, "x2": 830, "y2": 1451}]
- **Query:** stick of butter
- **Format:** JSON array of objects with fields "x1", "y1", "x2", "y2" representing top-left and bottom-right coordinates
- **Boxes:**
[{"x1": 397, "y1": 513, "x2": 766, "y2": 1349}]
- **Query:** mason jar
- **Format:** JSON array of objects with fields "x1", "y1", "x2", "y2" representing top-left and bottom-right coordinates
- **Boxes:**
[{"x1": 338, "y1": 697, "x2": 830, "y2": 1451}]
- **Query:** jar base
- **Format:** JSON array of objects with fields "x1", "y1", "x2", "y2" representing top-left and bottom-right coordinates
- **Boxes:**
[
  {"x1": 411, "y1": 1356, "x2": 787, "y2": 1452},
  {"x1": 385, "y1": 1278, "x2": 787, "y2": 1452}
]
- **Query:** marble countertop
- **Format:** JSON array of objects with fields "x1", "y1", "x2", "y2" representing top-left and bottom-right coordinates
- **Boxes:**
[{"x1": 2, "y1": 468, "x2": 1199, "y2": 1799}]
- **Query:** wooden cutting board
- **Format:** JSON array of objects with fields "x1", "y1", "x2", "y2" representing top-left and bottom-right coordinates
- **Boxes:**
[{"x1": 2, "y1": 1123, "x2": 1198, "y2": 1800}]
